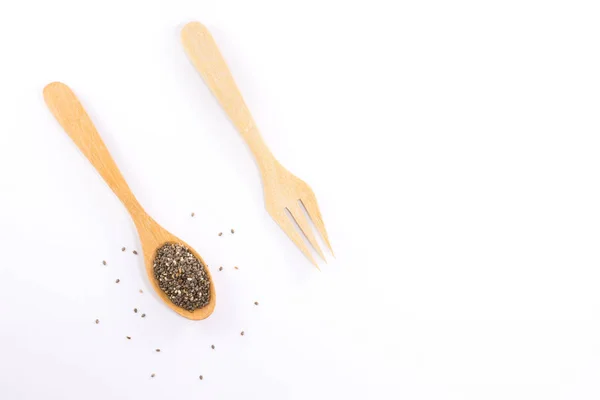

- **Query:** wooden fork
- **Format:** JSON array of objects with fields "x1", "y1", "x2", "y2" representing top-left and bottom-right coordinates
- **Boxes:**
[{"x1": 181, "y1": 22, "x2": 332, "y2": 268}]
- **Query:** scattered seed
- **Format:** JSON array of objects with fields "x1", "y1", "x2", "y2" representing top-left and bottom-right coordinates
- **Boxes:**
[
  {"x1": 102, "y1": 260, "x2": 107, "y2": 266},
  {"x1": 153, "y1": 243, "x2": 211, "y2": 312},
  {"x1": 141, "y1": 314, "x2": 146, "y2": 318},
  {"x1": 134, "y1": 308, "x2": 138, "y2": 313},
  {"x1": 151, "y1": 373, "x2": 155, "y2": 378},
  {"x1": 234, "y1": 266, "x2": 239, "y2": 270},
  {"x1": 219, "y1": 266, "x2": 223, "y2": 271},
  {"x1": 211, "y1": 345, "x2": 215, "y2": 350},
  {"x1": 254, "y1": 301, "x2": 259, "y2": 306},
  {"x1": 218, "y1": 232, "x2": 222, "y2": 236},
  {"x1": 191, "y1": 212, "x2": 195, "y2": 217},
  {"x1": 139, "y1": 289, "x2": 143, "y2": 294},
  {"x1": 231, "y1": 229, "x2": 235, "y2": 234},
  {"x1": 115, "y1": 279, "x2": 120, "y2": 283},
  {"x1": 121, "y1": 247, "x2": 126, "y2": 252},
  {"x1": 126, "y1": 336, "x2": 131, "y2": 340},
  {"x1": 95, "y1": 319, "x2": 99, "y2": 324},
  {"x1": 133, "y1": 250, "x2": 138, "y2": 255},
  {"x1": 155, "y1": 349, "x2": 160, "y2": 352},
  {"x1": 240, "y1": 331, "x2": 244, "y2": 336},
  {"x1": 199, "y1": 375, "x2": 203, "y2": 380}
]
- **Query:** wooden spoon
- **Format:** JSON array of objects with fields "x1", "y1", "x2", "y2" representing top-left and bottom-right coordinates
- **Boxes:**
[{"x1": 43, "y1": 82, "x2": 215, "y2": 320}]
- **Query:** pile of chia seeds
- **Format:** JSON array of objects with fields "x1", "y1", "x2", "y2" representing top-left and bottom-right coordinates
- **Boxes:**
[{"x1": 153, "y1": 243, "x2": 211, "y2": 311}]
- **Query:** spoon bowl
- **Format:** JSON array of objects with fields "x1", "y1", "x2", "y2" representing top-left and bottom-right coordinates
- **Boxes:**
[
  {"x1": 43, "y1": 82, "x2": 215, "y2": 320},
  {"x1": 135, "y1": 220, "x2": 216, "y2": 320}
]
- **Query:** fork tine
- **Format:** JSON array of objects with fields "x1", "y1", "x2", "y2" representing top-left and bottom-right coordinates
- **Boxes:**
[
  {"x1": 272, "y1": 211, "x2": 320, "y2": 269},
  {"x1": 300, "y1": 197, "x2": 334, "y2": 256},
  {"x1": 288, "y1": 203, "x2": 326, "y2": 262}
]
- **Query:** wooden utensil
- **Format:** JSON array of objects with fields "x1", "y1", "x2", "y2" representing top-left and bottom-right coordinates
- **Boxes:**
[
  {"x1": 181, "y1": 22, "x2": 333, "y2": 268},
  {"x1": 43, "y1": 82, "x2": 215, "y2": 320}
]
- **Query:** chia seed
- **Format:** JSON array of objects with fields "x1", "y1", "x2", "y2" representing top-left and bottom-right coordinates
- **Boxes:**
[{"x1": 153, "y1": 243, "x2": 211, "y2": 312}]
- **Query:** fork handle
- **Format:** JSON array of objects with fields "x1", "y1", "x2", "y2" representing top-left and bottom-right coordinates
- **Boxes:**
[
  {"x1": 181, "y1": 22, "x2": 275, "y2": 169},
  {"x1": 43, "y1": 82, "x2": 144, "y2": 218}
]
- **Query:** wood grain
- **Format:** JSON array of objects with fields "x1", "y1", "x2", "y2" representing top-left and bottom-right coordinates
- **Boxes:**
[
  {"x1": 181, "y1": 22, "x2": 333, "y2": 267},
  {"x1": 43, "y1": 82, "x2": 215, "y2": 320}
]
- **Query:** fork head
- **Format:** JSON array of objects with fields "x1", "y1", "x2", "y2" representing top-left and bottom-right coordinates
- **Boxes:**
[{"x1": 263, "y1": 162, "x2": 333, "y2": 268}]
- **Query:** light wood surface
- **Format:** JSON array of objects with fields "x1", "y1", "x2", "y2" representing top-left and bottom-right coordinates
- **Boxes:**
[
  {"x1": 181, "y1": 22, "x2": 333, "y2": 268},
  {"x1": 43, "y1": 82, "x2": 215, "y2": 320}
]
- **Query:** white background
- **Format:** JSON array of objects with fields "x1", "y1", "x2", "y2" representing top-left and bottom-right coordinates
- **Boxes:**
[{"x1": 1, "y1": 0, "x2": 600, "y2": 399}]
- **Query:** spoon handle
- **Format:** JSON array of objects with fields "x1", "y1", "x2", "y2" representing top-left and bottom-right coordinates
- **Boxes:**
[
  {"x1": 181, "y1": 22, "x2": 275, "y2": 170},
  {"x1": 43, "y1": 82, "x2": 143, "y2": 216}
]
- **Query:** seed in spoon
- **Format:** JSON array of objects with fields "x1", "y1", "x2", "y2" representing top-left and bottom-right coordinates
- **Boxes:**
[
  {"x1": 191, "y1": 212, "x2": 195, "y2": 217},
  {"x1": 254, "y1": 301, "x2": 259, "y2": 306},
  {"x1": 126, "y1": 336, "x2": 131, "y2": 340},
  {"x1": 102, "y1": 260, "x2": 107, "y2": 266},
  {"x1": 231, "y1": 229, "x2": 234, "y2": 234},
  {"x1": 155, "y1": 349, "x2": 161, "y2": 352},
  {"x1": 141, "y1": 313, "x2": 146, "y2": 318},
  {"x1": 95, "y1": 319, "x2": 99, "y2": 324},
  {"x1": 115, "y1": 279, "x2": 120, "y2": 283},
  {"x1": 134, "y1": 308, "x2": 138, "y2": 313},
  {"x1": 218, "y1": 232, "x2": 222, "y2": 236},
  {"x1": 121, "y1": 247, "x2": 126, "y2": 252},
  {"x1": 153, "y1": 243, "x2": 211, "y2": 312},
  {"x1": 211, "y1": 345, "x2": 215, "y2": 350},
  {"x1": 240, "y1": 331, "x2": 244, "y2": 336},
  {"x1": 151, "y1": 373, "x2": 155, "y2": 378},
  {"x1": 199, "y1": 375, "x2": 203, "y2": 380}
]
